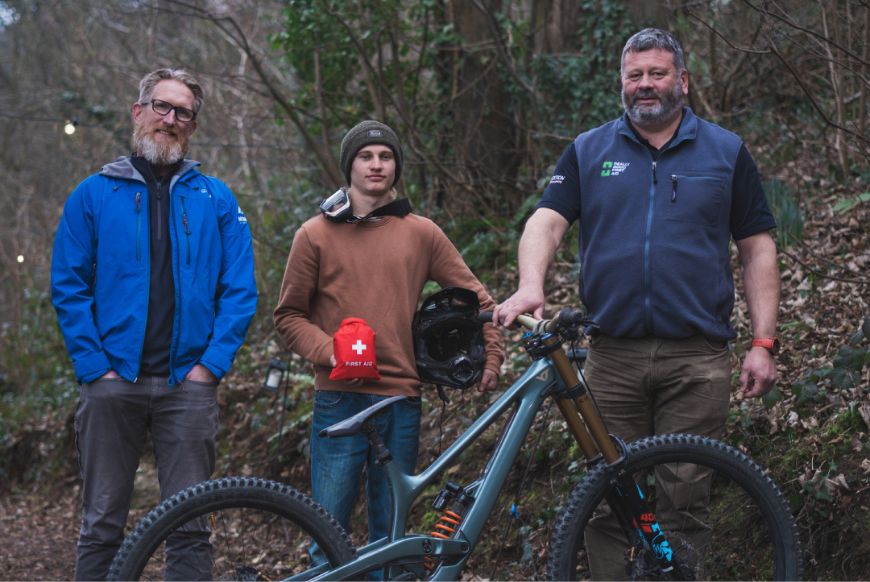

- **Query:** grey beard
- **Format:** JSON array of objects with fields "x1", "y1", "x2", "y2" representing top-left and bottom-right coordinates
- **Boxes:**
[
  {"x1": 623, "y1": 82, "x2": 683, "y2": 127},
  {"x1": 132, "y1": 131, "x2": 186, "y2": 166}
]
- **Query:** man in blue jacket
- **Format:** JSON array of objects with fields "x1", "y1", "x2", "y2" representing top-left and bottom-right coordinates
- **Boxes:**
[
  {"x1": 494, "y1": 29, "x2": 780, "y2": 579},
  {"x1": 51, "y1": 68, "x2": 257, "y2": 580}
]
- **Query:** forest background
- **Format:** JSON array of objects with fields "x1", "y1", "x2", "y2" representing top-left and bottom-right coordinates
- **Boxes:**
[{"x1": 0, "y1": 0, "x2": 868, "y2": 579}]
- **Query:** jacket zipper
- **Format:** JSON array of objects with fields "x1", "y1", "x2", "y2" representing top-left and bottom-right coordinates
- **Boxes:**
[
  {"x1": 643, "y1": 161, "x2": 657, "y2": 334},
  {"x1": 169, "y1": 185, "x2": 184, "y2": 385},
  {"x1": 180, "y1": 195, "x2": 191, "y2": 265},
  {"x1": 156, "y1": 185, "x2": 164, "y2": 241},
  {"x1": 135, "y1": 192, "x2": 142, "y2": 262}
]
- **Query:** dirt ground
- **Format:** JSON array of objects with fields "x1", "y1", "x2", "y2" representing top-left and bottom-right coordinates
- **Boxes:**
[
  {"x1": 0, "y1": 490, "x2": 79, "y2": 580},
  {"x1": 0, "y1": 460, "x2": 160, "y2": 581}
]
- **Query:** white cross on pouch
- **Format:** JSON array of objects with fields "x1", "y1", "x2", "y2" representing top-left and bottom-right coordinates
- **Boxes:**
[{"x1": 351, "y1": 339, "x2": 367, "y2": 355}]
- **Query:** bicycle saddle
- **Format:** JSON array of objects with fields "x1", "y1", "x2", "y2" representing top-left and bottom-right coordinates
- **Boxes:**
[{"x1": 319, "y1": 395, "x2": 408, "y2": 438}]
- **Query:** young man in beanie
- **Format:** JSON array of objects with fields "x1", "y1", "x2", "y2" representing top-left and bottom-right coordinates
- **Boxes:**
[{"x1": 274, "y1": 120, "x2": 504, "y2": 569}]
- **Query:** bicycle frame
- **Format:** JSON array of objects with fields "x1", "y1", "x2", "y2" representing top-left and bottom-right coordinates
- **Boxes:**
[
  {"x1": 109, "y1": 309, "x2": 797, "y2": 581},
  {"x1": 302, "y1": 351, "x2": 564, "y2": 580},
  {"x1": 302, "y1": 315, "x2": 666, "y2": 581}
]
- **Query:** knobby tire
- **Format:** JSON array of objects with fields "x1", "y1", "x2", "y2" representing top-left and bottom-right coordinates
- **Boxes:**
[
  {"x1": 547, "y1": 433, "x2": 802, "y2": 581},
  {"x1": 107, "y1": 476, "x2": 356, "y2": 581}
]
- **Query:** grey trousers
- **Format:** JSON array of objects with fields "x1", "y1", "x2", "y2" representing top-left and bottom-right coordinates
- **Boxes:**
[
  {"x1": 73, "y1": 375, "x2": 219, "y2": 581},
  {"x1": 582, "y1": 335, "x2": 732, "y2": 581}
]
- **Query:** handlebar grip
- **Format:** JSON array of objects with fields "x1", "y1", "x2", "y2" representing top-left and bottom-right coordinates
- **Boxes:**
[
  {"x1": 555, "y1": 307, "x2": 586, "y2": 328},
  {"x1": 481, "y1": 308, "x2": 586, "y2": 333}
]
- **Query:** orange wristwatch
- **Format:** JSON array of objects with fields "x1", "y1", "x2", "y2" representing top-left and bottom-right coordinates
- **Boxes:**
[{"x1": 751, "y1": 337, "x2": 780, "y2": 356}]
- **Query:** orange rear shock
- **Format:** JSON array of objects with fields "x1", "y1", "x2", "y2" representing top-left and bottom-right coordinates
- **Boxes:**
[
  {"x1": 430, "y1": 510, "x2": 462, "y2": 539},
  {"x1": 424, "y1": 482, "x2": 474, "y2": 572}
]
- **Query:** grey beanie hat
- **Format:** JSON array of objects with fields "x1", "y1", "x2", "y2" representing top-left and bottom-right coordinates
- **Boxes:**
[{"x1": 339, "y1": 120, "x2": 403, "y2": 187}]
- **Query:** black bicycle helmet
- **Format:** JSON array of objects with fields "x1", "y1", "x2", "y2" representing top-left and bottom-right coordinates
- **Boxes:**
[{"x1": 413, "y1": 287, "x2": 486, "y2": 389}]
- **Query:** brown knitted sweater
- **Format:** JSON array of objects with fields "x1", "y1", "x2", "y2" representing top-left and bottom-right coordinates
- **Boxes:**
[{"x1": 273, "y1": 212, "x2": 504, "y2": 396}]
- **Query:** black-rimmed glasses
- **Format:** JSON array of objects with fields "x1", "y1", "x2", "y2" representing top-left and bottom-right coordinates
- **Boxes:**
[{"x1": 147, "y1": 99, "x2": 197, "y2": 122}]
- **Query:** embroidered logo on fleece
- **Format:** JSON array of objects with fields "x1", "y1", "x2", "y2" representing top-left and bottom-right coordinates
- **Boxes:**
[
  {"x1": 600, "y1": 161, "x2": 630, "y2": 177},
  {"x1": 237, "y1": 206, "x2": 248, "y2": 224}
]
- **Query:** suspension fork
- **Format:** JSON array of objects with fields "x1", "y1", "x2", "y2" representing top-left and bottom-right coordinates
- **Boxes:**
[
  {"x1": 548, "y1": 341, "x2": 679, "y2": 576},
  {"x1": 545, "y1": 336, "x2": 620, "y2": 464}
]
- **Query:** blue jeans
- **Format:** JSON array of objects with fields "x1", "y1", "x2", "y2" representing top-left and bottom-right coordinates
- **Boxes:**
[{"x1": 309, "y1": 391, "x2": 422, "y2": 567}]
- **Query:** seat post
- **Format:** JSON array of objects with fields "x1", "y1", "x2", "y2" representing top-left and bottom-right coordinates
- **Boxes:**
[{"x1": 363, "y1": 422, "x2": 393, "y2": 466}]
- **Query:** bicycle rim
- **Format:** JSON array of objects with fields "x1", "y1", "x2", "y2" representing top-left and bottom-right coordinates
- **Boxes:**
[
  {"x1": 108, "y1": 477, "x2": 356, "y2": 581},
  {"x1": 548, "y1": 433, "x2": 802, "y2": 581}
]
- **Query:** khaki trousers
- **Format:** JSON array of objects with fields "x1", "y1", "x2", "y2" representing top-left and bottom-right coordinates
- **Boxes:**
[{"x1": 582, "y1": 335, "x2": 731, "y2": 580}]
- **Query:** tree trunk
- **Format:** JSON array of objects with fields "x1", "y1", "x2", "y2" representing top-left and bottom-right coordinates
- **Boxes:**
[{"x1": 447, "y1": 0, "x2": 521, "y2": 213}]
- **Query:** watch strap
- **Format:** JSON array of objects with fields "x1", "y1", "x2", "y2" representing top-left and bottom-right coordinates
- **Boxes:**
[{"x1": 751, "y1": 337, "x2": 780, "y2": 355}]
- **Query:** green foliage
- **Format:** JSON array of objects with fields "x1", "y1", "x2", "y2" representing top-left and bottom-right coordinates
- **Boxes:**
[
  {"x1": 512, "y1": 0, "x2": 632, "y2": 137},
  {"x1": 792, "y1": 342, "x2": 869, "y2": 410},
  {"x1": 832, "y1": 192, "x2": 870, "y2": 214},
  {"x1": 239, "y1": 175, "x2": 328, "y2": 348},
  {"x1": 764, "y1": 178, "x2": 804, "y2": 247},
  {"x1": 271, "y1": 0, "x2": 421, "y2": 132},
  {"x1": 268, "y1": 0, "x2": 638, "y2": 215},
  {"x1": 438, "y1": 192, "x2": 542, "y2": 280},
  {"x1": 760, "y1": 385, "x2": 783, "y2": 408},
  {"x1": 832, "y1": 344, "x2": 870, "y2": 372},
  {"x1": 792, "y1": 378, "x2": 825, "y2": 406},
  {"x1": 802, "y1": 461, "x2": 837, "y2": 505},
  {"x1": 0, "y1": 287, "x2": 77, "y2": 442},
  {"x1": 0, "y1": 286, "x2": 79, "y2": 487},
  {"x1": 484, "y1": 0, "x2": 631, "y2": 171}
]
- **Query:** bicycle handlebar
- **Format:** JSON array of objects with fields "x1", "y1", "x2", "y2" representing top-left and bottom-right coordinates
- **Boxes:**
[{"x1": 478, "y1": 307, "x2": 588, "y2": 338}]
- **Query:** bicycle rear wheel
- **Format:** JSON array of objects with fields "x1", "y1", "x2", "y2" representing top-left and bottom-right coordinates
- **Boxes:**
[
  {"x1": 548, "y1": 433, "x2": 801, "y2": 580},
  {"x1": 108, "y1": 476, "x2": 356, "y2": 581}
]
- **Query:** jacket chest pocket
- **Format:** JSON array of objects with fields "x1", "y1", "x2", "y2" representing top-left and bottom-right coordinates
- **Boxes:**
[
  {"x1": 101, "y1": 190, "x2": 145, "y2": 265},
  {"x1": 175, "y1": 189, "x2": 219, "y2": 270},
  {"x1": 663, "y1": 173, "x2": 726, "y2": 228}
]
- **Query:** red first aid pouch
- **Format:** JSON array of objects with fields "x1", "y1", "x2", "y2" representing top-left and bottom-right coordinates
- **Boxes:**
[{"x1": 329, "y1": 317, "x2": 381, "y2": 381}]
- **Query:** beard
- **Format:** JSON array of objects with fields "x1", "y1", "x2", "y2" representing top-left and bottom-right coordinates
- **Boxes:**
[
  {"x1": 622, "y1": 80, "x2": 684, "y2": 127},
  {"x1": 131, "y1": 122, "x2": 187, "y2": 166}
]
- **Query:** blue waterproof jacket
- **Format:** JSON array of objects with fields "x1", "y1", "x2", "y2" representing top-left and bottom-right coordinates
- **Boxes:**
[{"x1": 51, "y1": 157, "x2": 258, "y2": 385}]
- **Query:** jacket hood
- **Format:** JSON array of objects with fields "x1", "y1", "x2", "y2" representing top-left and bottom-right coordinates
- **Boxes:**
[{"x1": 100, "y1": 156, "x2": 200, "y2": 183}]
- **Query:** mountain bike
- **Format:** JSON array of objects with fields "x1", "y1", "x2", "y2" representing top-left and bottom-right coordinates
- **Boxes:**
[{"x1": 108, "y1": 309, "x2": 802, "y2": 580}]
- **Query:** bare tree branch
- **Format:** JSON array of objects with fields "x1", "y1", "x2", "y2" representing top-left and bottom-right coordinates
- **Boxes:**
[
  {"x1": 767, "y1": 33, "x2": 870, "y2": 146},
  {"x1": 160, "y1": 0, "x2": 343, "y2": 186},
  {"x1": 742, "y1": 0, "x2": 869, "y2": 65}
]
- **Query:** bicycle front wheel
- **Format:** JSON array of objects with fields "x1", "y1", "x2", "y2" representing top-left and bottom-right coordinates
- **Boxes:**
[
  {"x1": 108, "y1": 476, "x2": 356, "y2": 581},
  {"x1": 548, "y1": 433, "x2": 801, "y2": 580}
]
